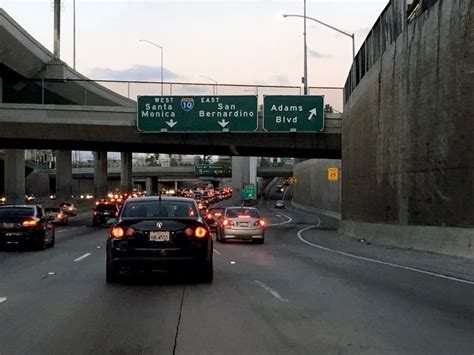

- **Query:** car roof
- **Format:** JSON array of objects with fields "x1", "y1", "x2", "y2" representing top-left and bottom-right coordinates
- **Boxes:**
[
  {"x1": 0, "y1": 205, "x2": 36, "y2": 208},
  {"x1": 124, "y1": 196, "x2": 195, "y2": 203}
]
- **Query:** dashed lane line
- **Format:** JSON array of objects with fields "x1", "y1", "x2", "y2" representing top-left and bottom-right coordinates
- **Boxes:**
[
  {"x1": 255, "y1": 280, "x2": 289, "y2": 302},
  {"x1": 73, "y1": 253, "x2": 92, "y2": 262}
]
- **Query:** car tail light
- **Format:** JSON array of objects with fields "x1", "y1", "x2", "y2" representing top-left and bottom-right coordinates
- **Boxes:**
[
  {"x1": 206, "y1": 213, "x2": 212, "y2": 219},
  {"x1": 115, "y1": 211, "x2": 119, "y2": 217},
  {"x1": 93, "y1": 211, "x2": 97, "y2": 216},
  {"x1": 22, "y1": 219, "x2": 38, "y2": 227},
  {"x1": 222, "y1": 219, "x2": 234, "y2": 227},
  {"x1": 254, "y1": 219, "x2": 266, "y2": 227},
  {"x1": 237, "y1": 214, "x2": 251, "y2": 218},
  {"x1": 111, "y1": 226, "x2": 134, "y2": 238},
  {"x1": 184, "y1": 227, "x2": 194, "y2": 236},
  {"x1": 195, "y1": 226, "x2": 207, "y2": 238}
]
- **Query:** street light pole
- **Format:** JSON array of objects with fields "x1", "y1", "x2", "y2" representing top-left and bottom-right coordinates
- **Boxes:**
[
  {"x1": 303, "y1": 0, "x2": 308, "y2": 95},
  {"x1": 73, "y1": 0, "x2": 76, "y2": 69},
  {"x1": 283, "y1": 13, "x2": 356, "y2": 59},
  {"x1": 139, "y1": 39, "x2": 164, "y2": 95},
  {"x1": 200, "y1": 75, "x2": 218, "y2": 95}
]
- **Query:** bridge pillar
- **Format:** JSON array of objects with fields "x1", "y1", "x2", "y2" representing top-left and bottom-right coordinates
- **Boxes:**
[
  {"x1": 120, "y1": 152, "x2": 132, "y2": 193},
  {"x1": 145, "y1": 177, "x2": 158, "y2": 195},
  {"x1": 232, "y1": 156, "x2": 258, "y2": 194},
  {"x1": 55, "y1": 150, "x2": 72, "y2": 201},
  {"x1": 93, "y1": 151, "x2": 108, "y2": 198},
  {"x1": 4, "y1": 149, "x2": 25, "y2": 204}
]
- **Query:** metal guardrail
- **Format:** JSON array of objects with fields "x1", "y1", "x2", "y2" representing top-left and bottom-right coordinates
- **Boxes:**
[{"x1": 9, "y1": 78, "x2": 345, "y2": 113}]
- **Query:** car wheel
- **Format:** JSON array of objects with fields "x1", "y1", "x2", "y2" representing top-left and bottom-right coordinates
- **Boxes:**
[
  {"x1": 106, "y1": 259, "x2": 120, "y2": 284},
  {"x1": 197, "y1": 258, "x2": 213, "y2": 283},
  {"x1": 35, "y1": 238, "x2": 47, "y2": 251}
]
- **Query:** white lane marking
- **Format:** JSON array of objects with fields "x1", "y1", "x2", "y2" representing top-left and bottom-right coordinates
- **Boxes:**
[
  {"x1": 297, "y1": 220, "x2": 474, "y2": 286},
  {"x1": 80, "y1": 225, "x2": 87, "y2": 228},
  {"x1": 73, "y1": 253, "x2": 92, "y2": 262},
  {"x1": 48, "y1": 272, "x2": 55, "y2": 276},
  {"x1": 213, "y1": 249, "x2": 221, "y2": 255},
  {"x1": 255, "y1": 280, "x2": 289, "y2": 302},
  {"x1": 268, "y1": 212, "x2": 293, "y2": 227},
  {"x1": 0, "y1": 297, "x2": 7, "y2": 303},
  {"x1": 57, "y1": 229, "x2": 66, "y2": 233}
]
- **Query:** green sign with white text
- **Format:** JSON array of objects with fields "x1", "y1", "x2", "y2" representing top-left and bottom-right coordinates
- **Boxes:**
[
  {"x1": 243, "y1": 184, "x2": 256, "y2": 200},
  {"x1": 263, "y1": 95, "x2": 325, "y2": 132},
  {"x1": 137, "y1": 95, "x2": 258, "y2": 132}
]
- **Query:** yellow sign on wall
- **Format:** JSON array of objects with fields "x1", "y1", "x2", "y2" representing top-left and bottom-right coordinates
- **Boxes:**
[
  {"x1": 328, "y1": 168, "x2": 339, "y2": 181},
  {"x1": 289, "y1": 176, "x2": 298, "y2": 185}
]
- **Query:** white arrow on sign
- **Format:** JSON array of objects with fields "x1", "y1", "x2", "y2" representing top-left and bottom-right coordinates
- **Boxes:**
[
  {"x1": 307, "y1": 108, "x2": 317, "y2": 121},
  {"x1": 165, "y1": 119, "x2": 178, "y2": 128},
  {"x1": 218, "y1": 119, "x2": 229, "y2": 128}
]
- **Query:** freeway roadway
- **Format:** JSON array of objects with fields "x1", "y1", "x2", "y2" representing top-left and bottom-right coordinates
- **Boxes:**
[{"x1": 0, "y1": 201, "x2": 473, "y2": 354}]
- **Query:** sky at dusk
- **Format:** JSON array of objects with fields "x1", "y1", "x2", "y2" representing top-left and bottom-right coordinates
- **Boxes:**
[{"x1": 1, "y1": 0, "x2": 388, "y2": 111}]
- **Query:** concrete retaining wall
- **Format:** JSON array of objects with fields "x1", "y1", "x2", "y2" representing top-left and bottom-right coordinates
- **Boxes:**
[
  {"x1": 292, "y1": 159, "x2": 341, "y2": 217},
  {"x1": 342, "y1": 1, "x2": 473, "y2": 227},
  {"x1": 340, "y1": 1, "x2": 473, "y2": 257}
]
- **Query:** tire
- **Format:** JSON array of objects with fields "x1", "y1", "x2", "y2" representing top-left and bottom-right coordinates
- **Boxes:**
[
  {"x1": 35, "y1": 238, "x2": 46, "y2": 251},
  {"x1": 106, "y1": 259, "x2": 119, "y2": 284},
  {"x1": 197, "y1": 258, "x2": 213, "y2": 283},
  {"x1": 49, "y1": 233, "x2": 55, "y2": 248}
]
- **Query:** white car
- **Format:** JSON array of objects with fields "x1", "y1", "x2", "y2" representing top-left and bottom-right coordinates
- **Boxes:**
[
  {"x1": 274, "y1": 200, "x2": 285, "y2": 209},
  {"x1": 59, "y1": 202, "x2": 77, "y2": 216}
]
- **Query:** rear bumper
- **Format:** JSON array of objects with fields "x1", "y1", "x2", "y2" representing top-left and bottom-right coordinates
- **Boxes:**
[
  {"x1": 107, "y1": 241, "x2": 211, "y2": 270},
  {"x1": 0, "y1": 230, "x2": 43, "y2": 246},
  {"x1": 222, "y1": 228, "x2": 264, "y2": 239}
]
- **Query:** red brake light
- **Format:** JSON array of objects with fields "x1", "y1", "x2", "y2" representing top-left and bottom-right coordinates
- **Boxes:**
[
  {"x1": 206, "y1": 213, "x2": 212, "y2": 219},
  {"x1": 111, "y1": 226, "x2": 124, "y2": 238},
  {"x1": 115, "y1": 211, "x2": 119, "y2": 217},
  {"x1": 184, "y1": 227, "x2": 194, "y2": 236},
  {"x1": 222, "y1": 219, "x2": 234, "y2": 227},
  {"x1": 195, "y1": 226, "x2": 207, "y2": 238},
  {"x1": 255, "y1": 219, "x2": 266, "y2": 227},
  {"x1": 22, "y1": 219, "x2": 37, "y2": 227},
  {"x1": 93, "y1": 211, "x2": 97, "y2": 216},
  {"x1": 238, "y1": 214, "x2": 251, "y2": 218}
]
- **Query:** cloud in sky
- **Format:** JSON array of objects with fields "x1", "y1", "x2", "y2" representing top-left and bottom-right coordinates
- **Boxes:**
[
  {"x1": 308, "y1": 49, "x2": 331, "y2": 58},
  {"x1": 89, "y1": 65, "x2": 178, "y2": 81}
]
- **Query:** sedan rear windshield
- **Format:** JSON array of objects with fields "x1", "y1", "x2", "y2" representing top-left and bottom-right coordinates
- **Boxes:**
[
  {"x1": 0, "y1": 207, "x2": 35, "y2": 217},
  {"x1": 226, "y1": 208, "x2": 260, "y2": 218},
  {"x1": 122, "y1": 200, "x2": 198, "y2": 218},
  {"x1": 95, "y1": 204, "x2": 118, "y2": 212},
  {"x1": 45, "y1": 208, "x2": 60, "y2": 213}
]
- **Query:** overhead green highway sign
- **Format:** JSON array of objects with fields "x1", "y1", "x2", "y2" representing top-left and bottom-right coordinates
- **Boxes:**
[
  {"x1": 194, "y1": 164, "x2": 232, "y2": 177},
  {"x1": 263, "y1": 95, "x2": 325, "y2": 132},
  {"x1": 243, "y1": 183, "x2": 257, "y2": 200},
  {"x1": 137, "y1": 95, "x2": 258, "y2": 132}
]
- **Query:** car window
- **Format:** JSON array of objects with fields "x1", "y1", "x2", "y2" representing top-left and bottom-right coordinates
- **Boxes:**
[
  {"x1": 122, "y1": 200, "x2": 198, "y2": 218},
  {"x1": 0, "y1": 207, "x2": 35, "y2": 217},
  {"x1": 226, "y1": 208, "x2": 260, "y2": 218},
  {"x1": 45, "y1": 208, "x2": 60, "y2": 213},
  {"x1": 96, "y1": 204, "x2": 118, "y2": 212}
]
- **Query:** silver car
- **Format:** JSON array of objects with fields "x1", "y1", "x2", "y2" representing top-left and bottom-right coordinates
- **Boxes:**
[{"x1": 216, "y1": 207, "x2": 266, "y2": 244}]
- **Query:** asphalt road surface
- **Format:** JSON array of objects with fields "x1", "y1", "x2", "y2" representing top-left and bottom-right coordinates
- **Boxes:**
[{"x1": 1, "y1": 201, "x2": 473, "y2": 355}]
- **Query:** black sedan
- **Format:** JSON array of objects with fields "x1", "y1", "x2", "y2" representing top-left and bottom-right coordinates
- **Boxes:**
[
  {"x1": 0, "y1": 205, "x2": 55, "y2": 250},
  {"x1": 106, "y1": 196, "x2": 213, "y2": 283}
]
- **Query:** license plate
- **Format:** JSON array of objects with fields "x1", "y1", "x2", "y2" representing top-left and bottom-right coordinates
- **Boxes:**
[
  {"x1": 3, "y1": 223, "x2": 14, "y2": 228},
  {"x1": 150, "y1": 231, "x2": 170, "y2": 242},
  {"x1": 239, "y1": 222, "x2": 249, "y2": 227}
]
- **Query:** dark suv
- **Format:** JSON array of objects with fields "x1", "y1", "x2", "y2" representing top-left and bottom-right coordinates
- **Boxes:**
[
  {"x1": 92, "y1": 203, "x2": 119, "y2": 227},
  {"x1": 0, "y1": 205, "x2": 55, "y2": 250}
]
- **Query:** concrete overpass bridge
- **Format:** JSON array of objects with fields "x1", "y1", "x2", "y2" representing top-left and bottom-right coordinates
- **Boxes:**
[{"x1": 0, "y1": 7, "x2": 341, "y2": 202}]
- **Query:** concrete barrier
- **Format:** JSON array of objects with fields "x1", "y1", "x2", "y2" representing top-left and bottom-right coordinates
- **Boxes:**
[{"x1": 339, "y1": 220, "x2": 474, "y2": 259}]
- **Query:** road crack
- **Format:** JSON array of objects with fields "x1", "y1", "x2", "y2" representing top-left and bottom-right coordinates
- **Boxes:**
[{"x1": 172, "y1": 286, "x2": 186, "y2": 355}]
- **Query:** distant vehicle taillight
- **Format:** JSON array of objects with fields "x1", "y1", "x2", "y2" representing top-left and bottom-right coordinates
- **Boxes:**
[
  {"x1": 222, "y1": 219, "x2": 234, "y2": 227},
  {"x1": 254, "y1": 219, "x2": 266, "y2": 227},
  {"x1": 22, "y1": 219, "x2": 38, "y2": 227}
]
